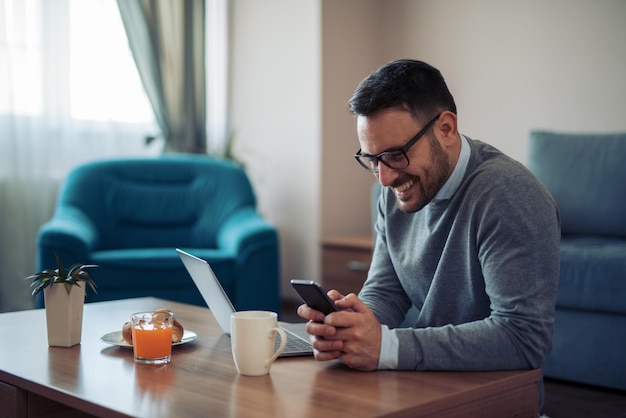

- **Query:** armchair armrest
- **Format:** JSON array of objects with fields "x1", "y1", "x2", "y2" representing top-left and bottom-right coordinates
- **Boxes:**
[
  {"x1": 217, "y1": 207, "x2": 278, "y2": 258},
  {"x1": 35, "y1": 206, "x2": 100, "y2": 308},
  {"x1": 37, "y1": 206, "x2": 100, "y2": 263},
  {"x1": 217, "y1": 207, "x2": 280, "y2": 312}
]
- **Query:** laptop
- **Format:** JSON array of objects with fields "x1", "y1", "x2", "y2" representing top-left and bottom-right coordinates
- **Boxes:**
[{"x1": 176, "y1": 248, "x2": 313, "y2": 357}]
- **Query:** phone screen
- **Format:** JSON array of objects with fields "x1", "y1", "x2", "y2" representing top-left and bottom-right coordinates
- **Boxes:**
[{"x1": 290, "y1": 280, "x2": 338, "y2": 315}]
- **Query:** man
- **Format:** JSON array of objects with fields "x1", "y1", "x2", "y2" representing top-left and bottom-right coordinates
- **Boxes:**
[{"x1": 297, "y1": 60, "x2": 560, "y2": 403}]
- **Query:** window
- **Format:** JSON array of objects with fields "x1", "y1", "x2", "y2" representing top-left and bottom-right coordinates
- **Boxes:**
[
  {"x1": 69, "y1": 0, "x2": 153, "y2": 123},
  {"x1": 0, "y1": 0, "x2": 154, "y2": 124},
  {"x1": 0, "y1": 0, "x2": 44, "y2": 116}
]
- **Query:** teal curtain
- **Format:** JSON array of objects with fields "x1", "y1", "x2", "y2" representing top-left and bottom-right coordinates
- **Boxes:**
[{"x1": 117, "y1": 0, "x2": 207, "y2": 153}]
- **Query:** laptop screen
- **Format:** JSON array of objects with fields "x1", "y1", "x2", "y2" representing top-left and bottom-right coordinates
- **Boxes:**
[{"x1": 176, "y1": 249, "x2": 236, "y2": 334}]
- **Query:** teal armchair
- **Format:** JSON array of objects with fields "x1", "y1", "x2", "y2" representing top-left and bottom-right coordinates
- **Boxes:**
[{"x1": 36, "y1": 156, "x2": 280, "y2": 313}]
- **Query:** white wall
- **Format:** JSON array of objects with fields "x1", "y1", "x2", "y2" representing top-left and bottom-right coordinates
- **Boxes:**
[
  {"x1": 229, "y1": 0, "x2": 322, "y2": 302},
  {"x1": 320, "y1": 0, "x2": 388, "y2": 238},
  {"x1": 382, "y1": 0, "x2": 626, "y2": 161},
  {"x1": 230, "y1": 0, "x2": 626, "y2": 301}
]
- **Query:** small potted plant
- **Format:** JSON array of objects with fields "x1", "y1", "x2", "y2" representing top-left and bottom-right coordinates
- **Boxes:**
[{"x1": 25, "y1": 253, "x2": 97, "y2": 347}]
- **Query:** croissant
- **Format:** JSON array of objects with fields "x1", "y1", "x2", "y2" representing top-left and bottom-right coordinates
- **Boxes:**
[
  {"x1": 154, "y1": 309, "x2": 185, "y2": 343},
  {"x1": 121, "y1": 309, "x2": 185, "y2": 344}
]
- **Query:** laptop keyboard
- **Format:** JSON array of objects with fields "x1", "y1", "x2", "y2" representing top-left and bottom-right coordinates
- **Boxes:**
[
  {"x1": 283, "y1": 334, "x2": 310, "y2": 351},
  {"x1": 274, "y1": 333, "x2": 312, "y2": 354}
]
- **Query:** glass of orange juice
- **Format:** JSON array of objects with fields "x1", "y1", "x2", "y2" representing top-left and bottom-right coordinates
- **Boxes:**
[{"x1": 131, "y1": 311, "x2": 174, "y2": 365}]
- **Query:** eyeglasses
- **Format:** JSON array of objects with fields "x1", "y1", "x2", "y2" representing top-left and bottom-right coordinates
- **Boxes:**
[{"x1": 354, "y1": 114, "x2": 440, "y2": 173}]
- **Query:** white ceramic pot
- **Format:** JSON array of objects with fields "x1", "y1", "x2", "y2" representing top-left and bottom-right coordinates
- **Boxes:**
[{"x1": 43, "y1": 283, "x2": 85, "y2": 347}]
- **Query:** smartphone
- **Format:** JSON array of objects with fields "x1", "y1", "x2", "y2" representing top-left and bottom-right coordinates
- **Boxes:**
[{"x1": 290, "y1": 279, "x2": 338, "y2": 315}]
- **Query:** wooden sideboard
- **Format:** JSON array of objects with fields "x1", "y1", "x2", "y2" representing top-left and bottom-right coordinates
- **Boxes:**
[{"x1": 321, "y1": 236, "x2": 373, "y2": 295}]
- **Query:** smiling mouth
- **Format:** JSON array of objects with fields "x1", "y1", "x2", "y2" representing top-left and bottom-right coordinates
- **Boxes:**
[{"x1": 392, "y1": 179, "x2": 416, "y2": 196}]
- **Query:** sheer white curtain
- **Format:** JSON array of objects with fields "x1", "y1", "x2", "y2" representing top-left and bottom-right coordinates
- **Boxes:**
[
  {"x1": 0, "y1": 0, "x2": 160, "y2": 312},
  {"x1": 206, "y1": 0, "x2": 229, "y2": 155}
]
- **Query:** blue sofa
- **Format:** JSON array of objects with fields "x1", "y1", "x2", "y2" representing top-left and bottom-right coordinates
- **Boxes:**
[
  {"x1": 36, "y1": 155, "x2": 281, "y2": 313},
  {"x1": 527, "y1": 131, "x2": 626, "y2": 391}
]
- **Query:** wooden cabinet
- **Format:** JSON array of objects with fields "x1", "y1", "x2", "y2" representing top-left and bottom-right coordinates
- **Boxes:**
[
  {"x1": 0, "y1": 379, "x2": 89, "y2": 418},
  {"x1": 321, "y1": 236, "x2": 373, "y2": 295},
  {"x1": 0, "y1": 380, "x2": 23, "y2": 418}
]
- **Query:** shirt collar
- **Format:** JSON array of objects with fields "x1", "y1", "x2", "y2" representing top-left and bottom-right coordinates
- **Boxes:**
[{"x1": 430, "y1": 134, "x2": 470, "y2": 205}]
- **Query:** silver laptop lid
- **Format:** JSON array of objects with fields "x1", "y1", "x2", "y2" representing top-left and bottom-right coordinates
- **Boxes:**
[{"x1": 176, "y1": 248, "x2": 235, "y2": 334}]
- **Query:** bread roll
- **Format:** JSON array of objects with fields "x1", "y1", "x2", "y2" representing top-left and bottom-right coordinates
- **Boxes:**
[
  {"x1": 154, "y1": 309, "x2": 185, "y2": 343},
  {"x1": 172, "y1": 318, "x2": 184, "y2": 343},
  {"x1": 122, "y1": 321, "x2": 133, "y2": 344}
]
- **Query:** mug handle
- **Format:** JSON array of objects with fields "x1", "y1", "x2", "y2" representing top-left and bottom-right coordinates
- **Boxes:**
[{"x1": 265, "y1": 327, "x2": 287, "y2": 368}]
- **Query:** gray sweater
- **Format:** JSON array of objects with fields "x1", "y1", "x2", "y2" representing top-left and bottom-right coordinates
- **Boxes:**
[{"x1": 360, "y1": 138, "x2": 560, "y2": 372}]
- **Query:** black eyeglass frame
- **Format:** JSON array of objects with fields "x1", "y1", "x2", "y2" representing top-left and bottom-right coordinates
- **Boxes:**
[{"x1": 354, "y1": 114, "x2": 440, "y2": 173}]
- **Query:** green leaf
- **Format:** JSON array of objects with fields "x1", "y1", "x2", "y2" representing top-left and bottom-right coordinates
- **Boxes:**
[
  {"x1": 54, "y1": 253, "x2": 67, "y2": 278},
  {"x1": 63, "y1": 282, "x2": 73, "y2": 295},
  {"x1": 23, "y1": 251, "x2": 98, "y2": 297}
]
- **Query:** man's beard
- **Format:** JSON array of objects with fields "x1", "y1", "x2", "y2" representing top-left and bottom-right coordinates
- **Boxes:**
[{"x1": 394, "y1": 133, "x2": 451, "y2": 213}]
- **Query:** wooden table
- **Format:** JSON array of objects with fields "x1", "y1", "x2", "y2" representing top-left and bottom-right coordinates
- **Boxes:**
[{"x1": 0, "y1": 298, "x2": 541, "y2": 417}]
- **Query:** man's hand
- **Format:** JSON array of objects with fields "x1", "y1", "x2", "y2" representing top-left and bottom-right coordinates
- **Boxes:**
[{"x1": 297, "y1": 290, "x2": 382, "y2": 371}]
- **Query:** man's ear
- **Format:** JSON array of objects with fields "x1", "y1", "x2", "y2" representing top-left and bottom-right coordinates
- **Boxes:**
[{"x1": 436, "y1": 111, "x2": 458, "y2": 144}]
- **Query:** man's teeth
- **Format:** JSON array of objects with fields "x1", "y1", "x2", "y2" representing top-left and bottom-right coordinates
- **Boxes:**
[{"x1": 393, "y1": 180, "x2": 415, "y2": 193}]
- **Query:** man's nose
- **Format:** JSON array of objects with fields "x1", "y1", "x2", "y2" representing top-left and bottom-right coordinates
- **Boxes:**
[{"x1": 376, "y1": 163, "x2": 398, "y2": 187}]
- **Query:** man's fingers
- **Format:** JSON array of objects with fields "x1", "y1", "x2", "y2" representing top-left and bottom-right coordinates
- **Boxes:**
[
  {"x1": 297, "y1": 303, "x2": 325, "y2": 322},
  {"x1": 310, "y1": 335, "x2": 343, "y2": 360},
  {"x1": 334, "y1": 293, "x2": 368, "y2": 312}
]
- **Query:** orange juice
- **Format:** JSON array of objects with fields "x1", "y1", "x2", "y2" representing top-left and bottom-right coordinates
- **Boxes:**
[
  {"x1": 132, "y1": 325, "x2": 173, "y2": 359},
  {"x1": 131, "y1": 311, "x2": 174, "y2": 365}
]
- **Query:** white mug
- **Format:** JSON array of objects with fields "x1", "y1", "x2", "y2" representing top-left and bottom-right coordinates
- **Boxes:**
[{"x1": 230, "y1": 311, "x2": 287, "y2": 376}]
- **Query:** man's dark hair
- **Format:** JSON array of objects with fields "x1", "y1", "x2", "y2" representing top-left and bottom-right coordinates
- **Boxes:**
[{"x1": 348, "y1": 59, "x2": 457, "y2": 124}]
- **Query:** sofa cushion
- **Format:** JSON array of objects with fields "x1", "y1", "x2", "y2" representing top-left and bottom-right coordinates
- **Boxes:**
[
  {"x1": 557, "y1": 236, "x2": 626, "y2": 314},
  {"x1": 527, "y1": 131, "x2": 626, "y2": 237}
]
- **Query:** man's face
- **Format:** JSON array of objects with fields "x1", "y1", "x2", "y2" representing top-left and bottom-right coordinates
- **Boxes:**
[{"x1": 357, "y1": 108, "x2": 452, "y2": 213}]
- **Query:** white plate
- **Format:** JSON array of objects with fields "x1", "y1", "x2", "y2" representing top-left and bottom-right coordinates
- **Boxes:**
[{"x1": 100, "y1": 329, "x2": 198, "y2": 349}]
